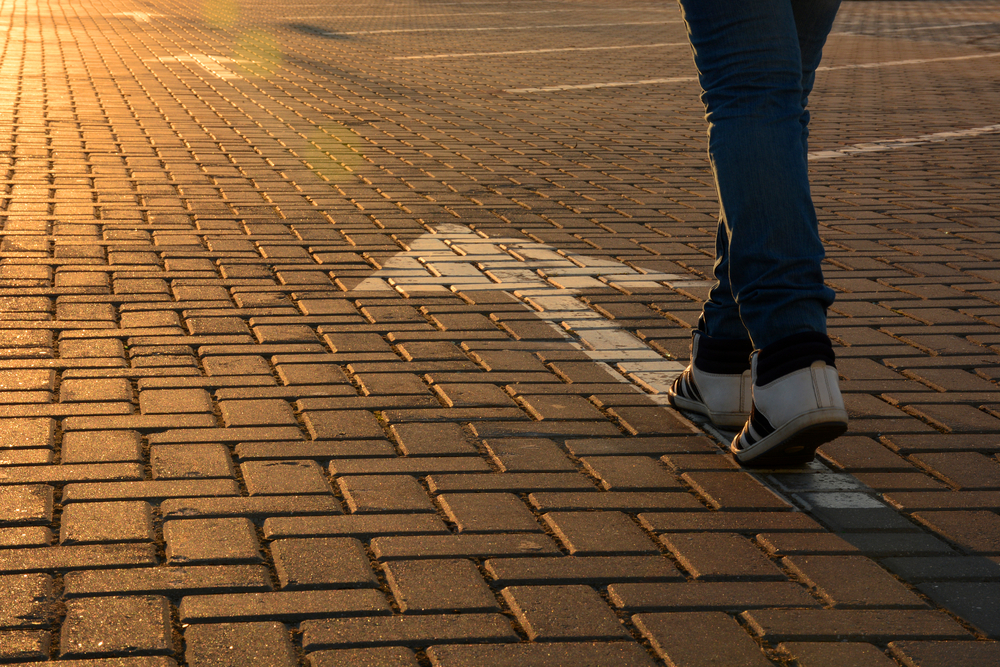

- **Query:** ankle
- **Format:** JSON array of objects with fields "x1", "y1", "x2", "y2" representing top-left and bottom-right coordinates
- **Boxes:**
[
  {"x1": 693, "y1": 331, "x2": 753, "y2": 375},
  {"x1": 755, "y1": 331, "x2": 835, "y2": 386}
]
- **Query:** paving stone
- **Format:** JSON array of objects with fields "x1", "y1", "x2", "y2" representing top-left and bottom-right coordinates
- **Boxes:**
[
  {"x1": 741, "y1": 609, "x2": 973, "y2": 641},
  {"x1": 640, "y1": 511, "x2": 824, "y2": 533},
  {"x1": 0, "y1": 574, "x2": 54, "y2": 628},
  {"x1": 888, "y1": 640, "x2": 1000, "y2": 667},
  {"x1": 264, "y1": 515, "x2": 448, "y2": 540},
  {"x1": 61, "y1": 431, "x2": 144, "y2": 463},
  {"x1": 756, "y1": 532, "x2": 861, "y2": 556},
  {"x1": 777, "y1": 642, "x2": 898, "y2": 667},
  {"x1": 427, "y1": 473, "x2": 597, "y2": 493},
  {"x1": 917, "y1": 582, "x2": 1000, "y2": 638},
  {"x1": 241, "y1": 460, "x2": 331, "y2": 495},
  {"x1": 426, "y1": 641, "x2": 658, "y2": 667},
  {"x1": 482, "y1": 438, "x2": 576, "y2": 472},
  {"x1": 371, "y1": 534, "x2": 560, "y2": 560},
  {"x1": 61, "y1": 480, "x2": 241, "y2": 503},
  {"x1": 485, "y1": 555, "x2": 682, "y2": 585},
  {"x1": 0, "y1": 485, "x2": 54, "y2": 525},
  {"x1": 161, "y1": 495, "x2": 342, "y2": 519},
  {"x1": 581, "y1": 456, "x2": 681, "y2": 490},
  {"x1": 881, "y1": 556, "x2": 1000, "y2": 583},
  {"x1": 681, "y1": 472, "x2": 793, "y2": 510},
  {"x1": 60, "y1": 501, "x2": 154, "y2": 545},
  {"x1": 438, "y1": 493, "x2": 542, "y2": 533},
  {"x1": 308, "y1": 647, "x2": 420, "y2": 667},
  {"x1": 184, "y1": 622, "x2": 297, "y2": 667},
  {"x1": 501, "y1": 585, "x2": 629, "y2": 641},
  {"x1": 383, "y1": 559, "x2": 499, "y2": 613},
  {"x1": 151, "y1": 444, "x2": 234, "y2": 479},
  {"x1": 164, "y1": 518, "x2": 262, "y2": 564},
  {"x1": 303, "y1": 411, "x2": 387, "y2": 440},
  {"x1": 271, "y1": 538, "x2": 379, "y2": 589},
  {"x1": 389, "y1": 422, "x2": 477, "y2": 456},
  {"x1": 0, "y1": 630, "x2": 50, "y2": 662},
  {"x1": 139, "y1": 388, "x2": 213, "y2": 414},
  {"x1": 0, "y1": 419, "x2": 54, "y2": 450},
  {"x1": 338, "y1": 475, "x2": 436, "y2": 513},
  {"x1": 179, "y1": 590, "x2": 391, "y2": 623},
  {"x1": 64, "y1": 565, "x2": 274, "y2": 597},
  {"x1": 0, "y1": 544, "x2": 157, "y2": 573},
  {"x1": 608, "y1": 580, "x2": 819, "y2": 612},
  {"x1": 60, "y1": 596, "x2": 173, "y2": 657},
  {"x1": 542, "y1": 511, "x2": 659, "y2": 555},
  {"x1": 634, "y1": 612, "x2": 773, "y2": 667},
  {"x1": 661, "y1": 533, "x2": 787, "y2": 581},
  {"x1": 912, "y1": 511, "x2": 1000, "y2": 554},
  {"x1": 301, "y1": 613, "x2": 518, "y2": 650},
  {"x1": 783, "y1": 555, "x2": 928, "y2": 608}
]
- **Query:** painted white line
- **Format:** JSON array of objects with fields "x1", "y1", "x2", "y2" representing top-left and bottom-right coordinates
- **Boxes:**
[
  {"x1": 885, "y1": 21, "x2": 995, "y2": 32},
  {"x1": 156, "y1": 55, "x2": 245, "y2": 80},
  {"x1": 809, "y1": 123, "x2": 1000, "y2": 161},
  {"x1": 504, "y1": 51, "x2": 1000, "y2": 93},
  {"x1": 347, "y1": 223, "x2": 697, "y2": 392},
  {"x1": 112, "y1": 12, "x2": 162, "y2": 23},
  {"x1": 338, "y1": 20, "x2": 679, "y2": 36},
  {"x1": 393, "y1": 42, "x2": 688, "y2": 60},
  {"x1": 817, "y1": 51, "x2": 1000, "y2": 71},
  {"x1": 506, "y1": 76, "x2": 696, "y2": 94}
]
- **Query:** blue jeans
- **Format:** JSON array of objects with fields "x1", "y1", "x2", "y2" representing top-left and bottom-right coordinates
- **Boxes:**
[{"x1": 677, "y1": 0, "x2": 841, "y2": 350}]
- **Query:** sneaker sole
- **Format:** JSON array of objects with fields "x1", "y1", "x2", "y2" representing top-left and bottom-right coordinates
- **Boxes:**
[
  {"x1": 732, "y1": 412, "x2": 848, "y2": 467},
  {"x1": 667, "y1": 393, "x2": 749, "y2": 429}
]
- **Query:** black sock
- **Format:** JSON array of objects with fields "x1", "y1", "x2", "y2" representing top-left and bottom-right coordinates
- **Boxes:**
[
  {"x1": 694, "y1": 332, "x2": 754, "y2": 375},
  {"x1": 756, "y1": 331, "x2": 835, "y2": 386}
]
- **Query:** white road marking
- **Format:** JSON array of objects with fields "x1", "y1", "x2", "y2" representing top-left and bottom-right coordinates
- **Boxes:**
[
  {"x1": 347, "y1": 223, "x2": 697, "y2": 392},
  {"x1": 393, "y1": 42, "x2": 688, "y2": 60},
  {"x1": 809, "y1": 123, "x2": 1000, "y2": 161},
  {"x1": 156, "y1": 55, "x2": 245, "y2": 80},
  {"x1": 113, "y1": 12, "x2": 162, "y2": 23},
  {"x1": 337, "y1": 20, "x2": 680, "y2": 36},
  {"x1": 504, "y1": 51, "x2": 1000, "y2": 93}
]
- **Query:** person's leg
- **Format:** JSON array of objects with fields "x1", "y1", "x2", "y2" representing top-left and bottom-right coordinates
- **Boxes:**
[{"x1": 676, "y1": 0, "x2": 838, "y2": 350}]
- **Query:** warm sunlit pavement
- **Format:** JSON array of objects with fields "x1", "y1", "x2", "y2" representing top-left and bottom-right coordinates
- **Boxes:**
[{"x1": 1, "y1": 0, "x2": 999, "y2": 664}]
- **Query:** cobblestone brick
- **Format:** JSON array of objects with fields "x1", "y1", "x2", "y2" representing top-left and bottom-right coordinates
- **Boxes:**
[
  {"x1": 0, "y1": 485, "x2": 53, "y2": 525},
  {"x1": 264, "y1": 515, "x2": 448, "y2": 540},
  {"x1": 634, "y1": 612, "x2": 773, "y2": 667},
  {"x1": 662, "y1": 533, "x2": 787, "y2": 581},
  {"x1": 483, "y1": 438, "x2": 576, "y2": 472},
  {"x1": 271, "y1": 538, "x2": 379, "y2": 589},
  {"x1": 64, "y1": 565, "x2": 273, "y2": 597},
  {"x1": 383, "y1": 559, "x2": 499, "y2": 613},
  {"x1": 371, "y1": 534, "x2": 560, "y2": 560},
  {"x1": 180, "y1": 590, "x2": 391, "y2": 623},
  {"x1": 783, "y1": 555, "x2": 928, "y2": 608},
  {"x1": 60, "y1": 501, "x2": 154, "y2": 545},
  {"x1": 185, "y1": 622, "x2": 297, "y2": 667},
  {"x1": 608, "y1": 581, "x2": 818, "y2": 611},
  {"x1": 339, "y1": 475, "x2": 436, "y2": 513},
  {"x1": 164, "y1": 518, "x2": 262, "y2": 564},
  {"x1": 888, "y1": 640, "x2": 1000, "y2": 667},
  {"x1": 426, "y1": 642, "x2": 658, "y2": 667},
  {"x1": 0, "y1": 630, "x2": 50, "y2": 662},
  {"x1": 389, "y1": 422, "x2": 477, "y2": 456},
  {"x1": 61, "y1": 596, "x2": 173, "y2": 657},
  {"x1": 301, "y1": 614, "x2": 518, "y2": 650},
  {"x1": 438, "y1": 493, "x2": 542, "y2": 533},
  {"x1": 502, "y1": 585, "x2": 629, "y2": 640},
  {"x1": 741, "y1": 609, "x2": 972, "y2": 641},
  {"x1": 778, "y1": 641, "x2": 898, "y2": 667},
  {"x1": 543, "y1": 511, "x2": 659, "y2": 555},
  {"x1": 308, "y1": 647, "x2": 420, "y2": 667},
  {"x1": 486, "y1": 556, "x2": 682, "y2": 585},
  {"x1": 0, "y1": 574, "x2": 54, "y2": 628}
]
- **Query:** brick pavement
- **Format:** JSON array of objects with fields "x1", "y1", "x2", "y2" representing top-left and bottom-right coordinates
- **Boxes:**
[{"x1": 0, "y1": 0, "x2": 999, "y2": 664}]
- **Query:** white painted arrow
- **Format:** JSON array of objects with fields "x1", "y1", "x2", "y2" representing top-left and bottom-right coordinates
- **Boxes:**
[{"x1": 348, "y1": 223, "x2": 707, "y2": 395}]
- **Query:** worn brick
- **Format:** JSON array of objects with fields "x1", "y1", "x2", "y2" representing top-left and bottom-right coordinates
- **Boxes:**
[
  {"x1": 389, "y1": 422, "x2": 477, "y2": 456},
  {"x1": 778, "y1": 641, "x2": 898, "y2": 667},
  {"x1": 483, "y1": 438, "x2": 576, "y2": 472},
  {"x1": 661, "y1": 534, "x2": 786, "y2": 581},
  {"x1": 485, "y1": 556, "x2": 682, "y2": 585},
  {"x1": 383, "y1": 559, "x2": 499, "y2": 613},
  {"x1": 161, "y1": 495, "x2": 342, "y2": 519},
  {"x1": 151, "y1": 444, "x2": 234, "y2": 479},
  {"x1": 634, "y1": 612, "x2": 773, "y2": 667},
  {"x1": 185, "y1": 622, "x2": 297, "y2": 667},
  {"x1": 164, "y1": 518, "x2": 262, "y2": 564},
  {"x1": 180, "y1": 590, "x2": 391, "y2": 623},
  {"x1": 426, "y1": 642, "x2": 657, "y2": 667},
  {"x1": 0, "y1": 485, "x2": 54, "y2": 526},
  {"x1": 302, "y1": 613, "x2": 518, "y2": 650},
  {"x1": 64, "y1": 565, "x2": 273, "y2": 597},
  {"x1": 0, "y1": 544, "x2": 157, "y2": 573},
  {"x1": 543, "y1": 511, "x2": 658, "y2": 555},
  {"x1": 741, "y1": 609, "x2": 972, "y2": 641},
  {"x1": 501, "y1": 585, "x2": 628, "y2": 640},
  {"x1": 0, "y1": 574, "x2": 54, "y2": 628},
  {"x1": 264, "y1": 515, "x2": 448, "y2": 540},
  {"x1": 308, "y1": 647, "x2": 420, "y2": 667},
  {"x1": 61, "y1": 431, "x2": 143, "y2": 464},
  {"x1": 0, "y1": 630, "x2": 50, "y2": 662},
  {"x1": 783, "y1": 555, "x2": 927, "y2": 608},
  {"x1": 60, "y1": 501, "x2": 154, "y2": 545},
  {"x1": 271, "y1": 538, "x2": 378, "y2": 589},
  {"x1": 338, "y1": 475, "x2": 436, "y2": 513},
  {"x1": 609, "y1": 581, "x2": 818, "y2": 611},
  {"x1": 61, "y1": 596, "x2": 173, "y2": 657},
  {"x1": 371, "y1": 534, "x2": 560, "y2": 560},
  {"x1": 61, "y1": 480, "x2": 241, "y2": 503},
  {"x1": 438, "y1": 493, "x2": 541, "y2": 533},
  {"x1": 303, "y1": 411, "x2": 387, "y2": 440}
]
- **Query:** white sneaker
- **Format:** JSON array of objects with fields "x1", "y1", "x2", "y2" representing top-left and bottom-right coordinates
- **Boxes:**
[
  {"x1": 667, "y1": 332, "x2": 752, "y2": 429},
  {"x1": 732, "y1": 356, "x2": 848, "y2": 466}
]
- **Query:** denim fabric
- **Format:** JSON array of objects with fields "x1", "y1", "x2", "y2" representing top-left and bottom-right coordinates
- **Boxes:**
[{"x1": 678, "y1": 0, "x2": 841, "y2": 349}]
